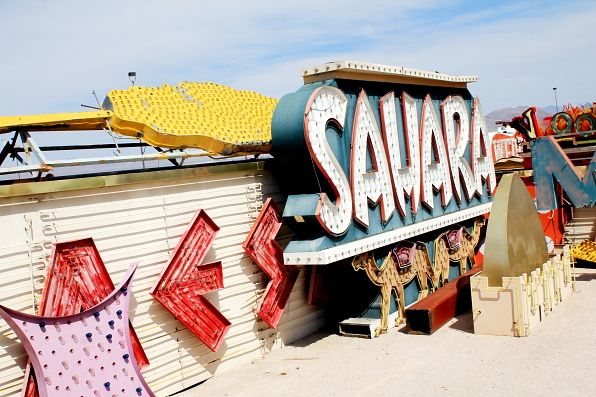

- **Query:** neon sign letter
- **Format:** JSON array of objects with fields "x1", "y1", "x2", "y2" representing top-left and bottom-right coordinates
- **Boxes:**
[
  {"x1": 351, "y1": 90, "x2": 396, "y2": 227},
  {"x1": 419, "y1": 95, "x2": 453, "y2": 209},
  {"x1": 441, "y1": 95, "x2": 476, "y2": 202},
  {"x1": 304, "y1": 86, "x2": 353, "y2": 235},
  {"x1": 381, "y1": 92, "x2": 421, "y2": 216},
  {"x1": 471, "y1": 98, "x2": 496, "y2": 195}
]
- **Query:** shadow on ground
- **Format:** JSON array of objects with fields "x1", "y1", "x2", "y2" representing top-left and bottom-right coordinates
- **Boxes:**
[
  {"x1": 448, "y1": 312, "x2": 475, "y2": 333},
  {"x1": 289, "y1": 330, "x2": 334, "y2": 348},
  {"x1": 574, "y1": 270, "x2": 596, "y2": 281}
]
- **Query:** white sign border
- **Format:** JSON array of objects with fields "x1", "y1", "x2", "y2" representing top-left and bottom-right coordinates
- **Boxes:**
[{"x1": 283, "y1": 202, "x2": 492, "y2": 265}]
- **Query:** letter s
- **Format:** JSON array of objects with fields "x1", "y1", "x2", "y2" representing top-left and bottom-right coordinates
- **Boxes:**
[{"x1": 304, "y1": 86, "x2": 353, "y2": 235}]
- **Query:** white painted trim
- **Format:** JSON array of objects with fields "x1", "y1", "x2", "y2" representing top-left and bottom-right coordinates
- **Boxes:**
[
  {"x1": 301, "y1": 60, "x2": 478, "y2": 84},
  {"x1": 283, "y1": 203, "x2": 491, "y2": 265}
]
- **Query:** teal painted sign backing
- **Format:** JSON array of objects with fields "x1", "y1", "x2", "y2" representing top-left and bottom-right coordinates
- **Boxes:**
[{"x1": 271, "y1": 79, "x2": 492, "y2": 256}]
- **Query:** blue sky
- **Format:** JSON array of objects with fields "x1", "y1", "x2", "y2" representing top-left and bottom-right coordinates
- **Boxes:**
[{"x1": 0, "y1": 0, "x2": 594, "y2": 117}]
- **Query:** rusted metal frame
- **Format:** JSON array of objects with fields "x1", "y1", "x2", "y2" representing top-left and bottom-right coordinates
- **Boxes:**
[
  {"x1": 0, "y1": 163, "x2": 46, "y2": 175},
  {"x1": 0, "y1": 134, "x2": 15, "y2": 165},
  {"x1": 0, "y1": 130, "x2": 49, "y2": 175},
  {"x1": 44, "y1": 149, "x2": 210, "y2": 167}
]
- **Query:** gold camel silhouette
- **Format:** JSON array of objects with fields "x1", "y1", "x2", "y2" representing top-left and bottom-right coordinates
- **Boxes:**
[
  {"x1": 352, "y1": 243, "x2": 434, "y2": 336},
  {"x1": 352, "y1": 218, "x2": 486, "y2": 336},
  {"x1": 433, "y1": 218, "x2": 486, "y2": 286}
]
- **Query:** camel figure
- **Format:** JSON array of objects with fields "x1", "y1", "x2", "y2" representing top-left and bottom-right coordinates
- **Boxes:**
[
  {"x1": 352, "y1": 243, "x2": 434, "y2": 336},
  {"x1": 433, "y1": 218, "x2": 486, "y2": 286}
]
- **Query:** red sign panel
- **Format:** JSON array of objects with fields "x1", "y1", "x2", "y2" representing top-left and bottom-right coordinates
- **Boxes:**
[
  {"x1": 23, "y1": 238, "x2": 149, "y2": 397},
  {"x1": 243, "y1": 198, "x2": 299, "y2": 328},
  {"x1": 151, "y1": 210, "x2": 231, "y2": 352}
]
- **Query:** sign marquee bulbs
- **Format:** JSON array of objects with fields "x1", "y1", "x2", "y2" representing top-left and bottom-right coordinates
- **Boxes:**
[{"x1": 304, "y1": 86, "x2": 496, "y2": 236}]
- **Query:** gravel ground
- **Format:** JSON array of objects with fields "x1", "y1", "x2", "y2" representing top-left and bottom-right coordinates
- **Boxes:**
[{"x1": 179, "y1": 268, "x2": 596, "y2": 397}]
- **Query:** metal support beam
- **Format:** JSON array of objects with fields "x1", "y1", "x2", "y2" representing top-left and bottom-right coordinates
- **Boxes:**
[
  {"x1": 20, "y1": 131, "x2": 48, "y2": 164},
  {"x1": 13, "y1": 142, "x2": 149, "y2": 152},
  {"x1": 0, "y1": 131, "x2": 24, "y2": 165},
  {"x1": 154, "y1": 146, "x2": 180, "y2": 167},
  {"x1": 0, "y1": 146, "x2": 214, "y2": 175}
]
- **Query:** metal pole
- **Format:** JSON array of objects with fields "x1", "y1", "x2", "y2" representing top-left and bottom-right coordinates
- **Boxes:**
[{"x1": 553, "y1": 87, "x2": 558, "y2": 112}]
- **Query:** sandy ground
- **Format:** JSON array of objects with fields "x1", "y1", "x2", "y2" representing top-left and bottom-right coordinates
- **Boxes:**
[{"x1": 179, "y1": 268, "x2": 596, "y2": 397}]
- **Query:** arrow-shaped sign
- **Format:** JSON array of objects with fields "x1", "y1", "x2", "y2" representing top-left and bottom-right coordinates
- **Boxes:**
[
  {"x1": 23, "y1": 238, "x2": 149, "y2": 397},
  {"x1": 151, "y1": 210, "x2": 231, "y2": 352},
  {"x1": 243, "y1": 198, "x2": 299, "y2": 329}
]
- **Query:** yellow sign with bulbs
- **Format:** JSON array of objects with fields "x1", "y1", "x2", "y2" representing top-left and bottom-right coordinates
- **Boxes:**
[{"x1": 0, "y1": 82, "x2": 277, "y2": 156}]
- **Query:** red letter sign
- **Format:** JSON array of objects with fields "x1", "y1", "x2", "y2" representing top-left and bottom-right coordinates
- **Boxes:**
[
  {"x1": 151, "y1": 210, "x2": 231, "y2": 352},
  {"x1": 243, "y1": 198, "x2": 299, "y2": 328}
]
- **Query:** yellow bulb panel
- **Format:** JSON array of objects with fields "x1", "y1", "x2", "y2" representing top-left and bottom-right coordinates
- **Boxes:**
[
  {"x1": 572, "y1": 240, "x2": 596, "y2": 264},
  {"x1": 0, "y1": 111, "x2": 112, "y2": 133},
  {"x1": 105, "y1": 82, "x2": 277, "y2": 155}
]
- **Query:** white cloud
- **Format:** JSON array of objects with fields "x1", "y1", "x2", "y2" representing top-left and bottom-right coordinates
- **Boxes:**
[{"x1": 0, "y1": 0, "x2": 593, "y2": 117}]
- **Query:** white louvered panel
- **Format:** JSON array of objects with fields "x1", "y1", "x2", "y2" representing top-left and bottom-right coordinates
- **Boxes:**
[
  {"x1": 0, "y1": 370, "x2": 25, "y2": 397},
  {"x1": 161, "y1": 187, "x2": 255, "y2": 211},
  {"x1": 0, "y1": 168, "x2": 325, "y2": 397},
  {"x1": 0, "y1": 219, "x2": 35, "y2": 397},
  {"x1": 0, "y1": 377, "x2": 20, "y2": 395},
  {"x1": 276, "y1": 312, "x2": 326, "y2": 345},
  {"x1": 0, "y1": 331, "x2": 28, "y2": 377},
  {"x1": 41, "y1": 213, "x2": 169, "y2": 242},
  {"x1": 0, "y1": 249, "x2": 30, "y2": 265},
  {"x1": 39, "y1": 200, "x2": 166, "y2": 230},
  {"x1": 224, "y1": 304, "x2": 318, "y2": 344},
  {"x1": 141, "y1": 352, "x2": 209, "y2": 395},
  {"x1": 162, "y1": 216, "x2": 252, "y2": 246},
  {"x1": 278, "y1": 305, "x2": 326, "y2": 331},
  {"x1": 0, "y1": 238, "x2": 34, "y2": 316}
]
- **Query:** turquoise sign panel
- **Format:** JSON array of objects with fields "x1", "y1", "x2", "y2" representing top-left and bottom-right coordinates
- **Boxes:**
[{"x1": 272, "y1": 78, "x2": 495, "y2": 263}]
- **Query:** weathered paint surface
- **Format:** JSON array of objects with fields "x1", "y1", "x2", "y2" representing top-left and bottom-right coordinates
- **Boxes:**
[
  {"x1": 532, "y1": 136, "x2": 596, "y2": 210},
  {"x1": 243, "y1": 198, "x2": 299, "y2": 328},
  {"x1": 0, "y1": 265, "x2": 155, "y2": 397},
  {"x1": 151, "y1": 210, "x2": 231, "y2": 352},
  {"x1": 483, "y1": 174, "x2": 549, "y2": 287},
  {"x1": 521, "y1": 176, "x2": 568, "y2": 248},
  {"x1": 23, "y1": 238, "x2": 148, "y2": 397},
  {"x1": 272, "y1": 79, "x2": 495, "y2": 264}
]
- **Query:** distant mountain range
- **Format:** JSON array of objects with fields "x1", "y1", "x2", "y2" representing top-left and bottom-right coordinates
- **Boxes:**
[
  {"x1": 485, "y1": 103, "x2": 593, "y2": 129},
  {"x1": 484, "y1": 106, "x2": 557, "y2": 129}
]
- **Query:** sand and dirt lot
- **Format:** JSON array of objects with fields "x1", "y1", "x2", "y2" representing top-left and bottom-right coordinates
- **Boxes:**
[{"x1": 180, "y1": 267, "x2": 596, "y2": 396}]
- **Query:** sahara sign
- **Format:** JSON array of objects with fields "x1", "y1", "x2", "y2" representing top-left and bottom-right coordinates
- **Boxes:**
[{"x1": 272, "y1": 62, "x2": 496, "y2": 265}]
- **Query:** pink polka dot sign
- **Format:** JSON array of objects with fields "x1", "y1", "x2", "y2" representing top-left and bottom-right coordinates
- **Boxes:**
[{"x1": 0, "y1": 264, "x2": 154, "y2": 397}]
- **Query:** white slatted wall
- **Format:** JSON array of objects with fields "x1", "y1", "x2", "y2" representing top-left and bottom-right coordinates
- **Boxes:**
[{"x1": 0, "y1": 166, "x2": 325, "y2": 396}]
